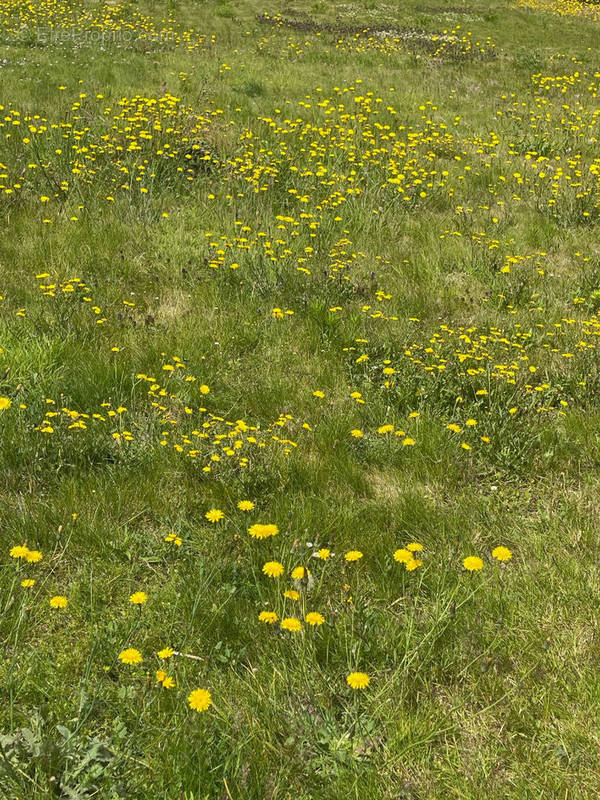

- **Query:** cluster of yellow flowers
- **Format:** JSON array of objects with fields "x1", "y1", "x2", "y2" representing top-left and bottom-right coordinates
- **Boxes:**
[
  {"x1": 335, "y1": 27, "x2": 496, "y2": 61},
  {"x1": 9, "y1": 545, "x2": 70, "y2": 602},
  {"x1": 0, "y1": 0, "x2": 214, "y2": 49},
  {"x1": 1, "y1": 288, "x2": 312, "y2": 470},
  {"x1": 518, "y1": 0, "x2": 600, "y2": 20},
  {"x1": 9, "y1": 544, "x2": 43, "y2": 563},
  {"x1": 117, "y1": 647, "x2": 210, "y2": 709},
  {"x1": 3, "y1": 55, "x2": 600, "y2": 233},
  {"x1": 254, "y1": 530, "x2": 513, "y2": 638},
  {"x1": 1, "y1": 92, "x2": 215, "y2": 203},
  {"x1": 342, "y1": 303, "x2": 599, "y2": 460}
]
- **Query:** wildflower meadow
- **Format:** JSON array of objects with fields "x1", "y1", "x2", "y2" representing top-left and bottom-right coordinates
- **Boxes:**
[{"x1": 2, "y1": 0, "x2": 600, "y2": 797}]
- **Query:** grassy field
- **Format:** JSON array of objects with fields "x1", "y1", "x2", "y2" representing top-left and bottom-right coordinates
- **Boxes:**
[{"x1": 2, "y1": 0, "x2": 600, "y2": 796}]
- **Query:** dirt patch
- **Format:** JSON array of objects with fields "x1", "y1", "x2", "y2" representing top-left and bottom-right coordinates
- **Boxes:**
[
  {"x1": 415, "y1": 4, "x2": 474, "y2": 12},
  {"x1": 256, "y1": 12, "x2": 495, "y2": 61},
  {"x1": 257, "y1": 11, "x2": 425, "y2": 37}
]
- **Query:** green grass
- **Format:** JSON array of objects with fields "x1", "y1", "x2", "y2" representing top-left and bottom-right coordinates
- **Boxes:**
[{"x1": 2, "y1": 0, "x2": 600, "y2": 796}]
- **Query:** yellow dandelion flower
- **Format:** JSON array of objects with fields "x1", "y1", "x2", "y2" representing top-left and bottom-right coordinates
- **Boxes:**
[
  {"x1": 317, "y1": 548, "x2": 331, "y2": 560},
  {"x1": 237, "y1": 500, "x2": 255, "y2": 511},
  {"x1": 248, "y1": 523, "x2": 279, "y2": 539},
  {"x1": 0, "y1": 397, "x2": 12, "y2": 410},
  {"x1": 129, "y1": 591, "x2": 147, "y2": 605},
  {"x1": 405, "y1": 558, "x2": 422, "y2": 571},
  {"x1": 305, "y1": 612, "x2": 325, "y2": 626},
  {"x1": 24, "y1": 550, "x2": 43, "y2": 563},
  {"x1": 345, "y1": 550, "x2": 363, "y2": 562},
  {"x1": 157, "y1": 647, "x2": 175, "y2": 659},
  {"x1": 283, "y1": 589, "x2": 299, "y2": 600},
  {"x1": 291, "y1": 566, "x2": 309, "y2": 580},
  {"x1": 350, "y1": 429, "x2": 364, "y2": 438},
  {"x1": 188, "y1": 688, "x2": 212, "y2": 712},
  {"x1": 205, "y1": 509, "x2": 224, "y2": 523},
  {"x1": 463, "y1": 556, "x2": 484, "y2": 571},
  {"x1": 492, "y1": 546, "x2": 512, "y2": 561},
  {"x1": 21, "y1": 579, "x2": 35, "y2": 588},
  {"x1": 10, "y1": 545, "x2": 29, "y2": 559},
  {"x1": 49, "y1": 595, "x2": 68, "y2": 609},
  {"x1": 347, "y1": 672, "x2": 370, "y2": 690},
  {"x1": 262, "y1": 561, "x2": 284, "y2": 578},
  {"x1": 281, "y1": 617, "x2": 302, "y2": 632},
  {"x1": 258, "y1": 610, "x2": 278, "y2": 624},
  {"x1": 156, "y1": 670, "x2": 174, "y2": 688},
  {"x1": 118, "y1": 648, "x2": 142, "y2": 664},
  {"x1": 394, "y1": 548, "x2": 412, "y2": 563}
]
